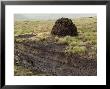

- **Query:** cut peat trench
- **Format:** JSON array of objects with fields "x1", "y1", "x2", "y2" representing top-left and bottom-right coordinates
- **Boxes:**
[{"x1": 14, "y1": 38, "x2": 97, "y2": 76}]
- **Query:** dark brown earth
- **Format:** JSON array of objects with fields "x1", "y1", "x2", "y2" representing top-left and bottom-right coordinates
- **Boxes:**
[{"x1": 14, "y1": 34, "x2": 97, "y2": 76}]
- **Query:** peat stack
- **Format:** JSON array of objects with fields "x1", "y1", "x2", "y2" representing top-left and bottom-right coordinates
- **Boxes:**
[{"x1": 51, "y1": 17, "x2": 78, "y2": 36}]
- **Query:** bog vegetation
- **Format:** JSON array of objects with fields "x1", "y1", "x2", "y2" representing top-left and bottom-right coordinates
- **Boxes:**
[{"x1": 14, "y1": 16, "x2": 97, "y2": 76}]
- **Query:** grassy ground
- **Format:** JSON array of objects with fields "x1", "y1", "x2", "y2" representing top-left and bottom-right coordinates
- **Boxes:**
[
  {"x1": 14, "y1": 16, "x2": 97, "y2": 76},
  {"x1": 14, "y1": 65, "x2": 49, "y2": 76}
]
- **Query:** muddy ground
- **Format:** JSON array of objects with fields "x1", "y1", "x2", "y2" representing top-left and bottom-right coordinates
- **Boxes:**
[{"x1": 14, "y1": 34, "x2": 97, "y2": 76}]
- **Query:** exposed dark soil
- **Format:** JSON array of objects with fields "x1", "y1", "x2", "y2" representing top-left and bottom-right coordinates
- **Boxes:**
[
  {"x1": 14, "y1": 34, "x2": 97, "y2": 76},
  {"x1": 15, "y1": 34, "x2": 36, "y2": 38}
]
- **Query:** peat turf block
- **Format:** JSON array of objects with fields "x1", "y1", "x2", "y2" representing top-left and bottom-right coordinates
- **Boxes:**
[{"x1": 51, "y1": 17, "x2": 78, "y2": 36}]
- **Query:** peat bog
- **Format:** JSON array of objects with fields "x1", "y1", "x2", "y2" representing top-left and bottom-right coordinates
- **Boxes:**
[{"x1": 14, "y1": 17, "x2": 97, "y2": 76}]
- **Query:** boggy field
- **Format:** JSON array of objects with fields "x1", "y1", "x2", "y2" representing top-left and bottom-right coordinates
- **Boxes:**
[{"x1": 14, "y1": 17, "x2": 97, "y2": 76}]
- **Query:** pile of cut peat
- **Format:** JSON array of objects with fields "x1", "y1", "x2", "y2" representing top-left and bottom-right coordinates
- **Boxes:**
[
  {"x1": 14, "y1": 35, "x2": 97, "y2": 76},
  {"x1": 51, "y1": 18, "x2": 78, "y2": 36}
]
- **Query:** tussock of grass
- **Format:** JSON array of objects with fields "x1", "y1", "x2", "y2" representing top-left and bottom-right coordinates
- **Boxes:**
[
  {"x1": 65, "y1": 46, "x2": 87, "y2": 55},
  {"x1": 55, "y1": 36, "x2": 88, "y2": 55}
]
